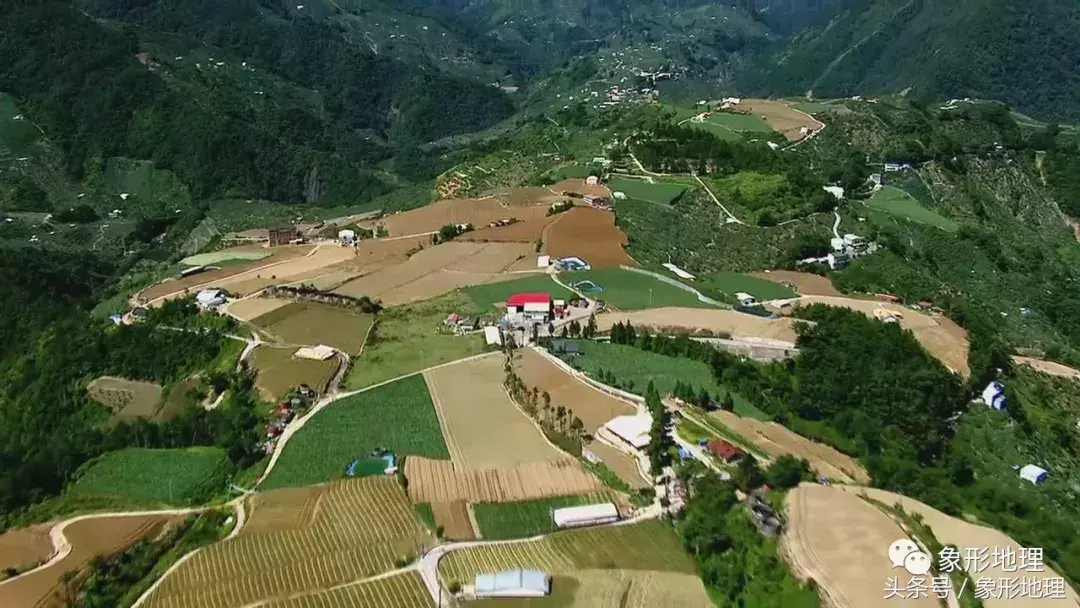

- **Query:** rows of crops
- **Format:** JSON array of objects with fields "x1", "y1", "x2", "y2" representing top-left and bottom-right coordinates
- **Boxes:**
[
  {"x1": 472, "y1": 493, "x2": 615, "y2": 540},
  {"x1": 263, "y1": 572, "x2": 433, "y2": 608},
  {"x1": 144, "y1": 477, "x2": 432, "y2": 608},
  {"x1": 70, "y1": 447, "x2": 230, "y2": 506}
]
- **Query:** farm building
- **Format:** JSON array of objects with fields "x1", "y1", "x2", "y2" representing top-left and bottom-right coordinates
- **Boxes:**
[
  {"x1": 474, "y1": 570, "x2": 551, "y2": 598},
  {"x1": 600, "y1": 413, "x2": 652, "y2": 450},
  {"x1": 823, "y1": 186, "x2": 845, "y2": 200},
  {"x1": 506, "y1": 293, "x2": 553, "y2": 323},
  {"x1": 1020, "y1": 464, "x2": 1049, "y2": 485},
  {"x1": 180, "y1": 264, "x2": 208, "y2": 278},
  {"x1": 537, "y1": 255, "x2": 551, "y2": 268},
  {"x1": 484, "y1": 326, "x2": 503, "y2": 346},
  {"x1": 294, "y1": 344, "x2": 336, "y2": 360},
  {"x1": 195, "y1": 289, "x2": 226, "y2": 310},
  {"x1": 552, "y1": 502, "x2": 620, "y2": 529},
  {"x1": 269, "y1": 226, "x2": 300, "y2": 246},
  {"x1": 705, "y1": 439, "x2": 744, "y2": 463},
  {"x1": 556, "y1": 256, "x2": 590, "y2": 271},
  {"x1": 735, "y1": 292, "x2": 758, "y2": 307},
  {"x1": 586, "y1": 176, "x2": 600, "y2": 186},
  {"x1": 337, "y1": 229, "x2": 357, "y2": 245},
  {"x1": 981, "y1": 381, "x2": 1006, "y2": 410}
]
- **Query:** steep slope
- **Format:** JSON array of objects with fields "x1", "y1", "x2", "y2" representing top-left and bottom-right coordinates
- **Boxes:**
[{"x1": 738, "y1": 0, "x2": 1080, "y2": 122}]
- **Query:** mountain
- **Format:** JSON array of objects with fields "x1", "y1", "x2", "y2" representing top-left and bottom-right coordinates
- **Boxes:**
[{"x1": 736, "y1": 0, "x2": 1080, "y2": 122}]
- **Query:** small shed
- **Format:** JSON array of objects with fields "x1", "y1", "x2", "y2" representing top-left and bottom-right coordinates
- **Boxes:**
[
  {"x1": 474, "y1": 570, "x2": 551, "y2": 598},
  {"x1": 735, "y1": 292, "x2": 758, "y2": 307},
  {"x1": 552, "y1": 503, "x2": 620, "y2": 529},
  {"x1": 981, "y1": 381, "x2": 1006, "y2": 411},
  {"x1": 537, "y1": 255, "x2": 551, "y2": 268},
  {"x1": 195, "y1": 289, "x2": 226, "y2": 310},
  {"x1": 601, "y1": 413, "x2": 652, "y2": 449},
  {"x1": 1020, "y1": 464, "x2": 1048, "y2": 485},
  {"x1": 706, "y1": 439, "x2": 744, "y2": 463},
  {"x1": 338, "y1": 229, "x2": 357, "y2": 244},
  {"x1": 484, "y1": 326, "x2": 502, "y2": 346},
  {"x1": 586, "y1": 175, "x2": 600, "y2": 186},
  {"x1": 294, "y1": 344, "x2": 336, "y2": 360}
]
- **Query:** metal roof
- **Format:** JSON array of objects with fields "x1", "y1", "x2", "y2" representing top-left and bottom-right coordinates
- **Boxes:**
[
  {"x1": 507, "y1": 293, "x2": 552, "y2": 306},
  {"x1": 474, "y1": 569, "x2": 550, "y2": 593}
]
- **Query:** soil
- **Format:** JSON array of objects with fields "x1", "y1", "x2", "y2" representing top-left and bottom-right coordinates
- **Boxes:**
[
  {"x1": 543, "y1": 207, "x2": 635, "y2": 268},
  {"x1": 224, "y1": 296, "x2": 292, "y2": 322},
  {"x1": 362, "y1": 196, "x2": 553, "y2": 237},
  {"x1": 0, "y1": 515, "x2": 175, "y2": 608},
  {"x1": 512, "y1": 349, "x2": 636, "y2": 432},
  {"x1": 138, "y1": 245, "x2": 314, "y2": 302},
  {"x1": 206, "y1": 245, "x2": 358, "y2": 296},
  {"x1": 750, "y1": 270, "x2": 842, "y2": 297},
  {"x1": 710, "y1": 411, "x2": 869, "y2": 484},
  {"x1": 782, "y1": 484, "x2": 938, "y2": 608},
  {"x1": 250, "y1": 346, "x2": 340, "y2": 401},
  {"x1": 547, "y1": 178, "x2": 614, "y2": 199},
  {"x1": 584, "y1": 441, "x2": 650, "y2": 490},
  {"x1": 736, "y1": 99, "x2": 824, "y2": 142},
  {"x1": 840, "y1": 486, "x2": 1080, "y2": 607},
  {"x1": 0, "y1": 525, "x2": 53, "y2": 574},
  {"x1": 86, "y1": 376, "x2": 164, "y2": 420},
  {"x1": 596, "y1": 308, "x2": 800, "y2": 344},
  {"x1": 431, "y1": 501, "x2": 476, "y2": 541},
  {"x1": 458, "y1": 216, "x2": 559, "y2": 243},
  {"x1": 404, "y1": 456, "x2": 604, "y2": 503},
  {"x1": 1012, "y1": 356, "x2": 1080, "y2": 381},
  {"x1": 424, "y1": 355, "x2": 567, "y2": 469}
]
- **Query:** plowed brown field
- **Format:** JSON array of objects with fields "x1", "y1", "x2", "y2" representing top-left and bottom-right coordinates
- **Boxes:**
[
  {"x1": 736, "y1": 99, "x2": 823, "y2": 142},
  {"x1": 544, "y1": 207, "x2": 635, "y2": 268},
  {"x1": 363, "y1": 197, "x2": 552, "y2": 237},
  {"x1": 404, "y1": 457, "x2": 604, "y2": 503},
  {"x1": 596, "y1": 308, "x2": 799, "y2": 344},
  {"x1": 511, "y1": 349, "x2": 635, "y2": 431},
  {"x1": 459, "y1": 216, "x2": 558, "y2": 243},
  {"x1": 0, "y1": 525, "x2": 52, "y2": 574},
  {"x1": 424, "y1": 355, "x2": 565, "y2": 469},
  {"x1": 585, "y1": 442, "x2": 650, "y2": 490},
  {"x1": 1012, "y1": 356, "x2": 1080, "y2": 381},
  {"x1": 548, "y1": 178, "x2": 613, "y2": 199},
  {"x1": 750, "y1": 270, "x2": 841, "y2": 297},
  {"x1": 0, "y1": 515, "x2": 175, "y2": 608},
  {"x1": 782, "y1": 484, "x2": 937, "y2": 608},
  {"x1": 431, "y1": 501, "x2": 476, "y2": 540},
  {"x1": 225, "y1": 296, "x2": 292, "y2": 322},
  {"x1": 138, "y1": 245, "x2": 313, "y2": 302}
]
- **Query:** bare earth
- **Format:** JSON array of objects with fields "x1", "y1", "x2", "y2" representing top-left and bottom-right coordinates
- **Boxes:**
[
  {"x1": 424, "y1": 355, "x2": 566, "y2": 469},
  {"x1": 585, "y1": 441, "x2": 650, "y2": 490},
  {"x1": 0, "y1": 525, "x2": 53, "y2": 574},
  {"x1": 548, "y1": 178, "x2": 614, "y2": 199},
  {"x1": 138, "y1": 245, "x2": 313, "y2": 303},
  {"x1": 782, "y1": 484, "x2": 938, "y2": 608},
  {"x1": 404, "y1": 456, "x2": 604, "y2": 503},
  {"x1": 431, "y1": 501, "x2": 476, "y2": 541},
  {"x1": 224, "y1": 296, "x2": 292, "y2": 322},
  {"x1": 840, "y1": 486, "x2": 1080, "y2": 607},
  {"x1": 459, "y1": 215, "x2": 559, "y2": 243},
  {"x1": 512, "y1": 349, "x2": 636, "y2": 432},
  {"x1": 736, "y1": 99, "x2": 824, "y2": 142},
  {"x1": 710, "y1": 411, "x2": 869, "y2": 484},
  {"x1": 1012, "y1": 356, "x2": 1080, "y2": 381},
  {"x1": 0, "y1": 515, "x2": 176, "y2": 608},
  {"x1": 750, "y1": 270, "x2": 842, "y2": 297},
  {"x1": 544, "y1": 207, "x2": 635, "y2": 268},
  {"x1": 597, "y1": 308, "x2": 800, "y2": 344},
  {"x1": 212, "y1": 245, "x2": 358, "y2": 296},
  {"x1": 795, "y1": 296, "x2": 970, "y2": 377},
  {"x1": 86, "y1": 376, "x2": 164, "y2": 420},
  {"x1": 362, "y1": 196, "x2": 553, "y2": 237}
]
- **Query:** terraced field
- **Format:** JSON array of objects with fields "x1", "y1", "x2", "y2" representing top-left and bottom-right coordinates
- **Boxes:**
[{"x1": 261, "y1": 572, "x2": 433, "y2": 608}]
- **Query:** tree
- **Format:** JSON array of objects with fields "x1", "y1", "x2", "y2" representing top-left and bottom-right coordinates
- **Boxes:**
[
  {"x1": 719, "y1": 392, "x2": 735, "y2": 412},
  {"x1": 568, "y1": 320, "x2": 581, "y2": 338},
  {"x1": 734, "y1": 454, "x2": 765, "y2": 492},
  {"x1": 645, "y1": 381, "x2": 674, "y2": 475},
  {"x1": 764, "y1": 455, "x2": 810, "y2": 489},
  {"x1": 696, "y1": 387, "x2": 712, "y2": 409},
  {"x1": 584, "y1": 313, "x2": 597, "y2": 339}
]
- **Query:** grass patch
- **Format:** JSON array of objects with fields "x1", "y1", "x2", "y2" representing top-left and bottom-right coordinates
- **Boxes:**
[
  {"x1": 704, "y1": 112, "x2": 774, "y2": 132},
  {"x1": 464, "y1": 275, "x2": 574, "y2": 310},
  {"x1": 261, "y1": 375, "x2": 449, "y2": 489},
  {"x1": 865, "y1": 186, "x2": 959, "y2": 231},
  {"x1": 560, "y1": 339, "x2": 720, "y2": 399},
  {"x1": 69, "y1": 447, "x2": 230, "y2": 506},
  {"x1": 346, "y1": 292, "x2": 487, "y2": 390},
  {"x1": 413, "y1": 502, "x2": 437, "y2": 533},
  {"x1": 249, "y1": 345, "x2": 339, "y2": 400},
  {"x1": 473, "y1": 493, "x2": 614, "y2": 540},
  {"x1": 553, "y1": 164, "x2": 592, "y2": 179},
  {"x1": 694, "y1": 271, "x2": 797, "y2": 303},
  {"x1": 562, "y1": 268, "x2": 717, "y2": 310},
  {"x1": 606, "y1": 177, "x2": 688, "y2": 205},
  {"x1": 251, "y1": 301, "x2": 374, "y2": 354}
]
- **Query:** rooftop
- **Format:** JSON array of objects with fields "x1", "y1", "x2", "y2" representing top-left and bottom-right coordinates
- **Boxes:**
[{"x1": 507, "y1": 292, "x2": 552, "y2": 306}]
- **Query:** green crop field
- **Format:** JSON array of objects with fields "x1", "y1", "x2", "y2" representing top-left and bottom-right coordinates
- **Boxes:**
[
  {"x1": 464, "y1": 275, "x2": 574, "y2": 309},
  {"x1": 705, "y1": 112, "x2": 774, "y2": 132},
  {"x1": 252, "y1": 302, "x2": 374, "y2": 354},
  {"x1": 865, "y1": 186, "x2": 959, "y2": 231},
  {"x1": 69, "y1": 447, "x2": 231, "y2": 505},
  {"x1": 347, "y1": 292, "x2": 487, "y2": 390},
  {"x1": 606, "y1": 177, "x2": 687, "y2": 205},
  {"x1": 472, "y1": 493, "x2": 613, "y2": 540},
  {"x1": 261, "y1": 375, "x2": 449, "y2": 489},
  {"x1": 562, "y1": 268, "x2": 718, "y2": 310},
  {"x1": 695, "y1": 271, "x2": 797, "y2": 302}
]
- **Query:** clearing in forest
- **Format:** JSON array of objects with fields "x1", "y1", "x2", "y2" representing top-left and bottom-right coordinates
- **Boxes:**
[
  {"x1": 86, "y1": 376, "x2": 164, "y2": 422},
  {"x1": 1012, "y1": 355, "x2": 1080, "y2": 381},
  {"x1": 261, "y1": 375, "x2": 449, "y2": 490},
  {"x1": 865, "y1": 186, "x2": 959, "y2": 231},
  {"x1": 143, "y1": 477, "x2": 433, "y2": 608},
  {"x1": 605, "y1": 177, "x2": 688, "y2": 205},
  {"x1": 749, "y1": 270, "x2": 841, "y2": 297},
  {"x1": 596, "y1": 307, "x2": 799, "y2": 344},
  {"x1": 68, "y1": 447, "x2": 231, "y2": 505},
  {"x1": 249, "y1": 345, "x2": 339, "y2": 401},
  {"x1": 404, "y1": 457, "x2": 603, "y2": 504},
  {"x1": 424, "y1": 354, "x2": 565, "y2": 469},
  {"x1": 251, "y1": 301, "x2": 373, "y2": 354},
  {"x1": 511, "y1": 349, "x2": 635, "y2": 432},
  {"x1": 0, "y1": 515, "x2": 177, "y2": 608},
  {"x1": 735, "y1": 99, "x2": 824, "y2": 142},
  {"x1": 544, "y1": 207, "x2": 635, "y2": 269}
]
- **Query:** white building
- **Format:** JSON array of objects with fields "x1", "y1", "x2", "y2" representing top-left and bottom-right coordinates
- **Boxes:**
[
  {"x1": 337, "y1": 229, "x2": 357, "y2": 245},
  {"x1": 536, "y1": 255, "x2": 551, "y2": 268},
  {"x1": 735, "y1": 292, "x2": 758, "y2": 307},
  {"x1": 600, "y1": 413, "x2": 652, "y2": 450},
  {"x1": 586, "y1": 175, "x2": 600, "y2": 186},
  {"x1": 294, "y1": 344, "x2": 336, "y2": 361},
  {"x1": 613, "y1": 191, "x2": 627, "y2": 200},
  {"x1": 505, "y1": 293, "x2": 553, "y2": 323},
  {"x1": 981, "y1": 381, "x2": 1006, "y2": 410},
  {"x1": 552, "y1": 503, "x2": 620, "y2": 529},
  {"x1": 824, "y1": 186, "x2": 845, "y2": 200},
  {"x1": 1020, "y1": 464, "x2": 1048, "y2": 485},
  {"x1": 484, "y1": 326, "x2": 503, "y2": 346},
  {"x1": 474, "y1": 570, "x2": 551, "y2": 598},
  {"x1": 195, "y1": 289, "x2": 226, "y2": 310}
]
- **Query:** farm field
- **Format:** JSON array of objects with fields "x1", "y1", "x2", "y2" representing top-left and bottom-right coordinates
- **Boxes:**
[
  {"x1": 735, "y1": 99, "x2": 824, "y2": 141},
  {"x1": 472, "y1": 493, "x2": 616, "y2": 540},
  {"x1": 544, "y1": 208, "x2": 635, "y2": 268},
  {"x1": 584, "y1": 441, "x2": 650, "y2": 490},
  {"x1": 251, "y1": 301, "x2": 373, "y2": 354},
  {"x1": 474, "y1": 570, "x2": 713, "y2": 608},
  {"x1": 1012, "y1": 355, "x2": 1080, "y2": 380},
  {"x1": 361, "y1": 195, "x2": 554, "y2": 237},
  {"x1": 250, "y1": 346, "x2": 339, "y2": 400},
  {"x1": 261, "y1": 375, "x2": 449, "y2": 489},
  {"x1": 86, "y1": 376, "x2": 164, "y2": 422},
  {"x1": 157, "y1": 377, "x2": 200, "y2": 422},
  {"x1": 0, "y1": 524, "x2": 52, "y2": 574},
  {"x1": 69, "y1": 447, "x2": 231, "y2": 505},
  {"x1": 865, "y1": 186, "x2": 959, "y2": 231},
  {"x1": 782, "y1": 484, "x2": 938, "y2": 608},
  {"x1": 180, "y1": 250, "x2": 269, "y2": 266},
  {"x1": 439, "y1": 520, "x2": 695, "y2": 583},
  {"x1": 696, "y1": 271, "x2": 798, "y2": 302},
  {"x1": 709, "y1": 410, "x2": 869, "y2": 483},
  {"x1": 431, "y1": 501, "x2": 476, "y2": 540},
  {"x1": 425, "y1": 354, "x2": 565, "y2": 469},
  {"x1": 215, "y1": 245, "x2": 364, "y2": 296},
  {"x1": 458, "y1": 215, "x2": 558, "y2": 243},
  {"x1": 345, "y1": 292, "x2": 487, "y2": 390},
  {"x1": 794, "y1": 295, "x2": 970, "y2": 376},
  {"x1": 749, "y1": 270, "x2": 842, "y2": 297},
  {"x1": 404, "y1": 457, "x2": 603, "y2": 503},
  {"x1": 0, "y1": 514, "x2": 176, "y2": 608},
  {"x1": 261, "y1": 571, "x2": 433, "y2": 608},
  {"x1": 596, "y1": 307, "x2": 799, "y2": 344},
  {"x1": 605, "y1": 177, "x2": 687, "y2": 205},
  {"x1": 224, "y1": 296, "x2": 292, "y2": 322},
  {"x1": 842, "y1": 486, "x2": 1080, "y2": 607},
  {"x1": 137, "y1": 245, "x2": 313, "y2": 303},
  {"x1": 547, "y1": 178, "x2": 613, "y2": 199},
  {"x1": 512, "y1": 349, "x2": 635, "y2": 431},
  {"x1": 562, "y1": 269, "x2": 715, "y2": 310},
  {"x1": 464, "y1": 274, "x2": 573, "y2": 310},
  {"x1": 143, "y1": 477, "x2": 433, "y2": 608}
]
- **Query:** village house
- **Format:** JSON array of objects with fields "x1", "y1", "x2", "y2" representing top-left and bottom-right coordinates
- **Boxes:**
[
  {"x1": 505, "y1": 293, "x2": 553, "y2": 323},
  {"x1": 704, "y1": 439, "x2": 744, "y2": 463}
]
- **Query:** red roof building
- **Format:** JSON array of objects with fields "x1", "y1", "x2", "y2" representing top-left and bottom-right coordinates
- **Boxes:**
[
  {"x1": 506, "y1": 293, "x2": 554, "y2": 321},
  {"x1": 506, "y1": 293, "x2": 552, "y2": 307},
  {"x1": 706, "y1": 439, "x2": 744, "y2": 463}
]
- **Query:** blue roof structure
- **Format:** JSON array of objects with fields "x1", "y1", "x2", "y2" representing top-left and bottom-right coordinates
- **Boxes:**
[{"x1": 475, "y1": 569, "x2": 550, "y2": 596}]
